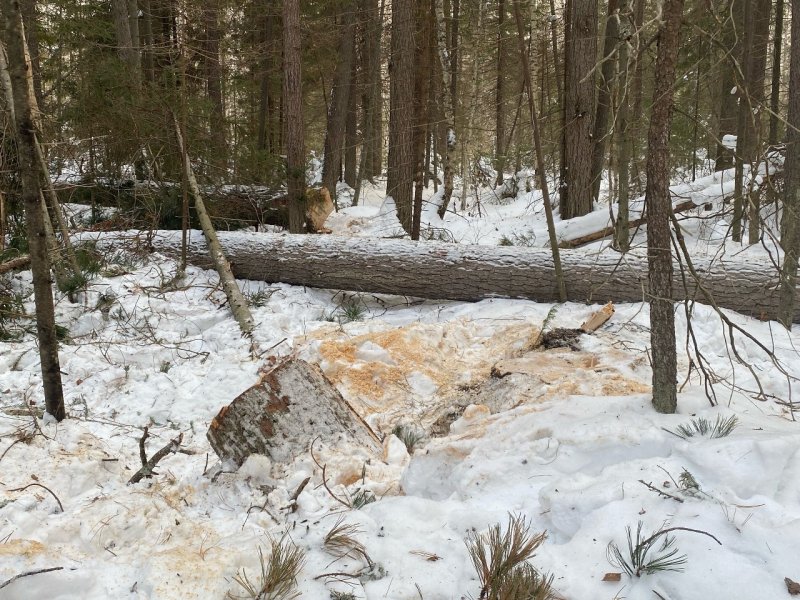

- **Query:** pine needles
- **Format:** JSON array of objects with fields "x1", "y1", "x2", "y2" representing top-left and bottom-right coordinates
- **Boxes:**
[
  {"x1": 227, "y1": 535, "x2": 305, "y2": 600},
  {"x1": 466, "y1": 514, "x2": 555, "y2": 600},
  {"x1": 606, "y1": 522, "x2": 722, "y2": 578},
  {"x1": 665, "y1": 415, "x2": 739, "y2": 440}
]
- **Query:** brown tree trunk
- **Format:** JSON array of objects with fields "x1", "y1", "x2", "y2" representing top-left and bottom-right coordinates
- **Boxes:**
[
  {"x1": 412, "y1": 0, "x2": 432, "y2": 240},
  {"x1": 513, "y1": 0, "x2": 566, "y2": 302},
  {"x1": 140, "y1": 0, "x2": 155, "y2": 82},
  {"x1": 614, "y1": 0, "x2": 632, "y2": 252},
  {"x1": 203, "y1": 1, "x2": 226, "y2": 172},
  {"x1": 779, "y1": 0, "x2": 800, "y2": 329},
  {"x1": 560, "y1": 0, "x2": 597, "y2": 220},
  {"x1": 112, "y1": 0, "x2": 140, "y2": 85},
  {"x1": 19, "y1": 0, "x2": 42, "y2": 109},
  {"x1": 769, "y1": 0, "x2": 785, "y2": 146},
  {"x1": 646, "y1": 0, "x2": 684, "y2": 414},
  {"x1": 344, "y1": 57, "x2": 358, "y2": 188},
  {"x1": 283, "y1": 0, "x2": 306, "y2": 233},
  {"x1": 322, "y1": 10, "x2": 356, "y2": 203},
  {"x1": 434, "y1": 0, "x2": 457, "y2": 219},
  {"x1": 494, "y1": 0, "x2": 507, "y2": 187},
  {"x1": 590, "y1": 0, "x2": 619, "y2": 204},
  {"x1": 387, "y1": 0, "x2": 415, "y2": 232},
  {"x1": 714, "y1": 0, "x2": 744, "y2": 172},
  {"x1": 2, "y1": 0, "x2": 65, "y2": 420}
]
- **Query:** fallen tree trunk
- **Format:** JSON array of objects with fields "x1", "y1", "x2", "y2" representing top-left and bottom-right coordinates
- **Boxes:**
[
  {"x1": 560, "y1": 199, "x2": 697, "y2": 249},
  {"x1": 0, "y1": 254, "x2": 31, "y2": 274},
  {"x1": 130, "y1": 230, "x2": 800, "y2": 323}
]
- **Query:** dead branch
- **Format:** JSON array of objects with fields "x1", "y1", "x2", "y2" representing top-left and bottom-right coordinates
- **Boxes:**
[
  {"x1": 128, "y1": 431, "x2": 184, "y2": 484},
  {"x1": 0, "y1": 255, "x2": 31, "y2": 274},
  {"x1": 0, "y1": 567, "x2": 64, "y2": 591},
  {"x1": 638, "y1": 479, "x2": 684, "y2": 503},
  {"x1": 9, "y1": 482, "x2": 64, "y2": 512}
]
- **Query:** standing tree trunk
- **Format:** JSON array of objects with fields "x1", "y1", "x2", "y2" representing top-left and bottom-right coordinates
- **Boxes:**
[
  {"x1": 387, "y1": 0, "x2": 415, "y2": 232},
  {"x1": 614, "y1": 0, "x2": 633, "y2": 252},
  {"x1": 2, "y1": 1, "x2": 65, "y2": 420},
  {"x1": 19, "y1": 0, "x2": 42, "y2": 109},
  {"x1": 494, "y1": 0, "x2": 507, "y2": 187},
  {"x1": 769, "y1": 0, "x2": 785, "y2": 146},
  {"x1": 560, "y1": 0, "x2": 598, "y2": 220},
  {"x1": 203, "y1": 0, "x2": 226, "y2": 173},
  {"x1": 412, "y1": 0, "x2": 433, "y2": 239},
  {"x1": 322, "y1": 10, "x2": 356, "y2": 204},
  {"x1": 344, "y1": 58, "x2": 358, "y2": 188},
  {"x1": 714, "y1": 0, "x2": 744, "y2": 172},
  {"x1": 779, "y1": 0, "x2": 800, "y2": 329},
  {"x1": 646, "y1": 0, "x2": 684, "y2": 414},
  {"x1": 513, "y1": 0, "x2": 566, "y2": 302},
  {"x1": 435, "y1": 0, "x2": 458, "y2": 218},
  {"x1": 590, "y1": 0, "x2": 619, "y2": 204},
  {"x1": 283, "y1": 0, "x2": 306, "y2": 233}
]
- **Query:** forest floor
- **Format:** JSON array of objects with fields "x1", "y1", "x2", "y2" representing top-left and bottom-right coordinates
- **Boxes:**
[{"x1": 1, "y1": 169, "x2": 800, "y2": 600}]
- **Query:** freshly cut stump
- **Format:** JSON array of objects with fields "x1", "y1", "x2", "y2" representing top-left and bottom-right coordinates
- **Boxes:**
[{"x1": 207, "y1": 358, "x2": 379, "y2": 466}]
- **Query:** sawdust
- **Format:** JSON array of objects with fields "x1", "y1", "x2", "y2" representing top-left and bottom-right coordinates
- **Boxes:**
[{"x1": 306, "y1": 320, "x2": 649, "y2": 436}]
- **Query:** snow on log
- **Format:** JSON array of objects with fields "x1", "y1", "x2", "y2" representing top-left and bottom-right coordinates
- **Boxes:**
[
  {"x1": 133, "y1": 230, "x2": 800, "y2": 323},
  {"x1": 207, "y1": 358, "x2": 379, "y2": 466}
]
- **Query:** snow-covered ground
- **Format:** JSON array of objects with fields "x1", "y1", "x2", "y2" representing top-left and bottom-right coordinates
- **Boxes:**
[{"x1": 2, "y1": 173, "x2": 799, "y2": 599}]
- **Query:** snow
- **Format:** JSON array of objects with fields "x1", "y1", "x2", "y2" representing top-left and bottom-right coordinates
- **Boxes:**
[{"x1": 2, "y1": 167, "x2": 800, "y2": 600}]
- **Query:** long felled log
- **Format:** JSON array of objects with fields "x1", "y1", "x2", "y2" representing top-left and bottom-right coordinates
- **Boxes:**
[{"x1": 133, "y1": 230, "x2": 800, "y2": 323}]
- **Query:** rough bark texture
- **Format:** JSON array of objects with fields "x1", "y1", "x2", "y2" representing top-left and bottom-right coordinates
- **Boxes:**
[
  {"x1": 283, "y1": 0, "x2": 306, "y2": 233},
  {"x1": 321, "y1": 10, "x2": 356, "y2": 202},
  {"x1": 387, "y1": 0, "x2": 415, "y2": 231},
  {"x1": 646, "y1": 0, "x2": 684, "y2": 414},
  {"x1": 207, "y1": 359, "x2": 379, "y2": 466},
  {"x1": 203, "y1": 1, "x2": 226, "y2": 170},
  {"x1": 434, "y1": 0, "x2": 456, "y2": 218},
  {"x1": 591, "y1": 0, "x2": 619, "y2": 204},
  {"x1": 3, "y1": 0, "x2": 65, "y2": 420},
  {"x1": 412, "y1": 0, "x2": 432, "y2": 240},
  {"x1": 779, "y1": 0, "x2": 800, "y2": 329},
  {"x1": 125, "y1": 230, "x2": 800, "y2": 324},
  {"x1": 494, "y1": 0, "x2": 507, "y2": 187},
  {"x1": 561, "y1": 0, "x2": 597, "y2": 220},
  {"x1": 715, "y1": 0, "x2": 743, "y2": 172},
  {"x1": 614, "y1": 0, "x2": 632, "y2": 251},
  {"x1": 769, "y1": 0, "x2": 785, "y2": 146}
]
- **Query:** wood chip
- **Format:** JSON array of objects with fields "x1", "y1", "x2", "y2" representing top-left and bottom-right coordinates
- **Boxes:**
[
  {"x1": 786, "y1": 577, "x2": 800, "y2": 595},
  {"x1": 602, "y1": 572, "x2": 622, "y2": 582}
]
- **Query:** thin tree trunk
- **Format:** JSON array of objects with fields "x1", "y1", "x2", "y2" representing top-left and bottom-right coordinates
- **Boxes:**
[
  {"x1": 387, "y1": 0, "x2": 415, "y2": 231},
  {"x1": 714, "y1": 0, "x2": 743, "y2": 172},
  {"x1": 495, "y1": 0, "x2": 507, "y2": 187},
  {"x1": 548, "y1": 0, "x2": 563, "y2": 111},
  {"x1": 646, "y1": 0, "x2": 684, "y2": 414},
  {"x1": 779, "y1": 0, "x2": 800, "y2": 329},
  {"x1": 140, "y1": 0, "x2": 155, "y2": 81},
  {"x1": 630, "y1": 0, "x2": 645, "y2": 193},
  {"x1": 322, "y1": 11, "x2": 356, "y2": 203},
  {"x1": 769, "y1": 0, "x2": 785, "y2": 146},
  {"x1": 460, "y1": 0, "x2": 484, "y2": 212},
  {"x1": 173, "y1": 115, "x2": 254, "y2": 336},
  {"x1": 435, "y1": 0, "x2": 457, "y2": 218},
  {"x1": 614, "y1": 0, "x2": 632, "y2": 252},
  {"x1": 513, "y1": 0, "x2": 566, "y2": 302},
  {"x1": 204, "y1": 1, "x2": 226, "y2": 172},
  {"x1": 19, "y1": 0, "x2": 42, "y2": 109},
  {"x1": 345, "y1": 57, "x2": 358, "y2": 188},
  {"x1": 2, "y1": 1, "x2": 65, "y2": 420},
  {"x1": 283, "y1": 0, "x2": 306, "y2": 233},
  {"x1": 591, "y1": 0, "x2": 620, "y2": 204},
  {"x1": 413, "y1": 0, "x2": 433, "y2": 239}
]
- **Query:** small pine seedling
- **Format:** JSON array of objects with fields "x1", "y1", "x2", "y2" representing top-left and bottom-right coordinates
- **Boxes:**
[
  {"x1": 667, "y1": 415, "x2": 739, "y2": 440},
  {"x1": 227, "y1": 535, "x2": 305, "y2": 600},
  {"x1": 607, "y1": 521, "x2": 687, "y2": 577},
  {"x1": 391, "y1": 424, "x2": 425, "y2": 453}
]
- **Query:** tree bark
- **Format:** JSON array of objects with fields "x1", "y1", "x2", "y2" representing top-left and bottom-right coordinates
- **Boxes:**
[
  {"x1": 646, "y1": 0, "x2": 684, "y2": 414},
  {"x1": 614, "y1": 0, "x2": 633, "y2": 252},
  {"x1": 124, "y1": 230, "x2": 800, "y2": 324},
  {"x1": 283, "y1": 0, "x2": 306, "y2": 233},
  {"x1": 173, "y1": 115, "x2": 255, "y2": 336},
  {"x1": 322, "y1": 9, "x2": 356, "y2": 203},
  {"x1": 513, "y1": 0, "x2": 566, "y2": 302},
  {"x1": 560, "y1": 0, "x2": 598, "y2": 220},
  {"x1": 2, "y1": 1, "x2": 65, "y2": 420},
  {"x1": 207, "y1": 358, "x2": 379, "y2": 466},
  {"x1": 779, "y1": 0, "x2": 800, "y2": 329},
  {"x1": 590, "y1": 0, "x2": 619, "y2": 204},
  {"x1": 387, "y1": 0, "x2": 415, "y2": 232},
  {"x1": 412, "y1": 0, "x2": 432, "y2": 239},
  {"x1": 203, "y1": 0, "x2": 226, "y2": 172},
  {"x1": 769, "y1": 0, "x2": 785, "y2": 146},
  {"x1": 494, "y1": 0, "x2": 507, "y2": 187},
  {"x1": 714, "y1": 0, "x2": 744, "y2": 172},
  {"x1": 434, "y1": 0, "x2": 457, "y2": 218}
]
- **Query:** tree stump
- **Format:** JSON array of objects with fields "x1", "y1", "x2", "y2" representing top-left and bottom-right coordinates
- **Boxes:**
[{"x1": 207, "y1": 359, "x2": 379, "y2": 466}]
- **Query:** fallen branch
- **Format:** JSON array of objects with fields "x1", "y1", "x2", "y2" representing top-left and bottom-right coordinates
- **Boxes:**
[
  {"x1": 0, "y1": 567, "x2": 64, "y2": 591},
  {"x1": 0, "y1": 255, "x2": 31, "y2": 274},
  {"x1": 9, "y1": 482, "x2": 64, "y2": 512},
  {"x1": 638, "y1": 479, "x2": 684, "y2": 503},
  {"x1": 128, "y1": 429, "x2": 184, "y2": 485}
]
